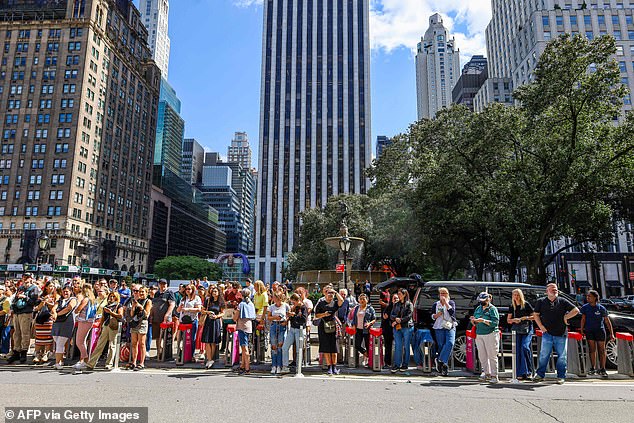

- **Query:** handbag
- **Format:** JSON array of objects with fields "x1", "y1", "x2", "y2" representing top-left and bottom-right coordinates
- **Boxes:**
[
  {"x1": 35, "y1": 306, "x2": 52, "y2": 325},
  {"x1": 323, "y1": 319, "x2": 336, "y2": 334},
  {"x1": 512, "y1": 321, "x2": 530, "y2": 335}
]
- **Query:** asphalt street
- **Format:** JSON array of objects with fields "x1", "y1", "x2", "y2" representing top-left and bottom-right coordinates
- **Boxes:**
[{"x1": 1, "y1": 368, "x2": 633, "y2": 423}]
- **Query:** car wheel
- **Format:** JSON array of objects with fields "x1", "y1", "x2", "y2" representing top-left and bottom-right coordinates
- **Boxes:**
[
  {"x1": 453, "y1": 332, "x2": 467, "y2": 366},
  {"x1": 606, "y1": 339, "x2": 617, "y2": 369}
]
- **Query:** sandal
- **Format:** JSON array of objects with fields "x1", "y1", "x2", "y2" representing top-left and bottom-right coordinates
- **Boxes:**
[
  {"x1": 134, "y1": 365, "x2": 144, "y2": 371},
  {"x1": 125, "y1": 363, "x2": 136, "y2": 370}
]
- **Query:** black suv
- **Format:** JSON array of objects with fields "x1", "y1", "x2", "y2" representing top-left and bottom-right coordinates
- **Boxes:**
[{"x1": 413, "y1": 281, "x2": 634, "y2": 368}]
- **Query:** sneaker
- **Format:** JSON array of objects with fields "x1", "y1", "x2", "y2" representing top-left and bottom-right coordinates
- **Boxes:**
[
  {"x1": 33, "y1": 355, "x2": 41, "y2": 364},
  {"x1": 479, "y1": 372, "x2": 488, "y2": 381},
  {"x1": 533, "y1": 375, "x2": 544, "y2": 383},
  {"x1": 489, "y1": 376, "x2": 499, "y2": 384},
  {"x1": 391, "y1": 366, "x2": 398, "y2": 374},
  {"x1": 599, "y1": 368, "x2": 608, "y2": 377},
  {"x1": 416, "y1": 365, "x2": 423, "y2": 371},
  {"x1": 270, "y1": 366, "x2": 278, "y2": 375},
  {"x1": 382, "y1": 364, "x2": 391, "y2": 370},
  {"x1": 327, "y1": 368, "x2": 334, "y2": 376},
  {"x1": 41, "y1": 353, "x2": 50, "y2": 363},
  {"x1": 441, "y1": 364, "x2": 448, "y2": 377},
  {"x1": 54, "y1": 362, "x2": 64, "y2": 370},
  {"x1": 73, "y1": 361, "x2": 87, "y2": 370},
  {"x1": 104, "y1": 365, "x2": 113, "y2": 371},
  {"x1": 556, "y1": 378, "x2": 565, "y2": 385},
  {"x1": 399, "y1": 366, "x2": 408, "y2": 372},
  {"x1": 333, "y1": 367, "x2": 340, "y2": 375},
  {"x1": 588, "y1": 367, "x2": 596, "y2": 376},
  {"x1": 280, "y1": 366, "x2": 290, "y2": 374}
]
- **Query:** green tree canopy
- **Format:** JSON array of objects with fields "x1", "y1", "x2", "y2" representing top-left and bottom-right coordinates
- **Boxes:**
[{"x1": 154, "y1": 256, "x2": 222, "y2": 281}]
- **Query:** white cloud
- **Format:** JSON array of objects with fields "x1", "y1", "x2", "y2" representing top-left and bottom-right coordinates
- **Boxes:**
[
  {"x1": 370, "y1": 0, "x2": 491, "y2": 62},
  {"x1": 233, "y1": 0, "x2": 492, "y2": 62}
]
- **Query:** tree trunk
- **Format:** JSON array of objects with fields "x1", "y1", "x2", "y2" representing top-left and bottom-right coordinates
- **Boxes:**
[
  {"x1": 527, "y1": 254, "x2": 548, "y2": 285},
  {"x1": 507, "y1": 249, "x2": 520, "y2": 282}
]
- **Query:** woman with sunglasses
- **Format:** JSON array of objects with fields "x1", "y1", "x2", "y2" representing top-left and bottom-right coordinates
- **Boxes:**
[
  {"x1": 85, "y1": 292, "x2": 123, "y2": 370},
  {"x1": 314, "y1": 285, "x2": 344, "y2": 375},
  {"x1": 201, "y1": 285, "x2": 225, "y2": 369},
  {"x1": 73, "y1": 283, "x2": 97, "y2": 370},
  {"x1": 32, "y1": 280, "x2": 58, "y2": 364},
  {"x1": 267, "y1": 292, "x2": 290, "y2": 374},
  {"x1": 128, "y1": 286, "x2": 152, "y2": 370},
  {"x1": 390, "y1": 288, "x2": 414, "y2": 373}
]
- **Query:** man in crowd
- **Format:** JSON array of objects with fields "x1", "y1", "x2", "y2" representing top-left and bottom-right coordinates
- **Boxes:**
[
  {"x1": 118, "y1": 281, "x2": 131, "y2": 305},
  {"x1": 8, "y1": 274, "x2": 40, "y2": 364},
  {"x1": 533, "y1": 283, "x2": 579, "y2": 384},
  {"x1": 108, "y1": 279, "x2": 118, "y2": 293},
  {"x1": 245, "y1": 278, "x2": 255, "y2": 299},
  {"x1": 150, "y1": 279, "x2": 176, "y2": 358}
]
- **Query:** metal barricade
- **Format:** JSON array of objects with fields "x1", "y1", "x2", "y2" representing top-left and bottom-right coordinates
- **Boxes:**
[
  {"x1": 369, "y1": 327, "x2": 383, "y2": 372},
  {"x1": 176, "y1": 323, "x2": 194, "y2": 366},
  {"x1": 535, "y1": 329, "x2": 555, "y2": 372},
  {"x1": 567, "y1": 331, "x2": 587, "y2": 377},
  {"x1": 157, "y1": 322, "x2": 175, "y2": 362},
  {"x1": 498, "y1": 331, "x2": 512, "y2": 373},
  {"x1": 418, "y1": 329, "x2": 434, "y2": 373},
  {"x1": 254, "y1": 322, "x2": 267, "y2": 364},
  {"x1": 510, "y1": 330, "x2": 519, "y2": 384},
  {"x1": 225, "y1": 324, "x2": 238, "y2": 367},
  {"x1": 615, "y1": 332, "x2": 634, "y2": 376},
  {"x1": 111, "y1": 322, "x2": 123, "y2": 372},
  {"x1": 465, "y1": 327, "x2": 478, "y2": 374},
  {"x1": 345, "y1": 326, "x2": 358, "y2": 368}
]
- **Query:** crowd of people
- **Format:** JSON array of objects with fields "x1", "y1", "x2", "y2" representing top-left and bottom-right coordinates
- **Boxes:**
[{"x1": 0, "y1": 274, "x2": 616, "y2": 382}]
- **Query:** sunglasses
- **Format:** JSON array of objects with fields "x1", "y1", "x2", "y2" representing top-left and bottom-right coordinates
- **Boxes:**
[{"x1": 132, "y1": 289, "x2": 139, "y2": 293}]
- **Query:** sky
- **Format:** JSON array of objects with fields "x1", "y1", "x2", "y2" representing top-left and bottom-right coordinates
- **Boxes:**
[{"x1": 144, "y1": 0, "x2": 493, "y2": 167}]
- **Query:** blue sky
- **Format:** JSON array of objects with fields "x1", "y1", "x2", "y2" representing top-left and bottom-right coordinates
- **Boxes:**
[{"x1": 143, "y1": 0, "x2": 491, "y2": 167}]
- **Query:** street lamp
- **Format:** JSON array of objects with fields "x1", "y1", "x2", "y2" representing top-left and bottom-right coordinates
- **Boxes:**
[
  {"x1": 37, "y1": 233, "x2": 50, "y2": 277},
  {"x1": 339, "y1": 236, "x2": 351, "y2": 290}
]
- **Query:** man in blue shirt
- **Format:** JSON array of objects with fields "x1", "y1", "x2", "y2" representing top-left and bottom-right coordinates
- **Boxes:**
[
  {"x1": 118, "y1": 281, "x2": 131, "y2": 306},
  {"x1": 580, "y1": 290, "x2": 614, "y2": 377}
]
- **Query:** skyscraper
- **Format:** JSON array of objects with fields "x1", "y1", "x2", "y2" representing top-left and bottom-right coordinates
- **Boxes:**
[
  {"x1": 227, "y1": 131, "x2": 252, "y2": 169},
  {"x1": 375, "y1": 136, "x2": 392, "y2": 159},
  {"x1": 0, "y1": 0, "x2": 161, "y2": 274},
  {"x1": 139, "y1": 0, "x2": 170, "y2": 78},
  {"x1": 416, "y1": 13, "x2": 461, "y2": 119},
  {"x1": 256, "y1": 0, "x2": 372, "y2": 281},
  {"x1": 452, "y1": 55, "x2": 488, "y2": 111},
  {"x1": 182, "y1": 138, "x2": 205, "y2": 185},
  {"x1": 154, "y1": 79, "x2": 183, "y2": 177}
]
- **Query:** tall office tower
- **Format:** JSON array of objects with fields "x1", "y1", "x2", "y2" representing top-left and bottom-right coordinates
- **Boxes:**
[
  {"x1": 375, "y1": 136, "x2": 392, "y2": 159},
  {"x1": 452, "y1": 55, "x2": 488, "y2": 111},
  {"x1": 154, "y1": 79, "x2": 183, "y2": 177},
  {"x1": 256, "y1": 0, "x2": 372, "y2": 281},
  {"x1": 416, "y1": 13, "x2": 461, "y2": 119},
  {"x1": 485, "y1": 0, "x2": 632, "y2": 114},
  {"x1": 0, "y1": 0, "x2": 161, "y2": 274},
  {"x1": 227, "y1": 131, "x2": 252, "y2": 169},
  {"x1": 181, "y1": 138, "x2": 204, "y2": 185},
  {"x1": 139, "y1": 0, "x2": 170, "y2": 78}
]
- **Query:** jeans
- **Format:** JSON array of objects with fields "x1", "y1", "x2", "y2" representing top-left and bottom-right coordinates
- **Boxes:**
[
  {"x1": 434, "y1": 328, "x2": 456, "y2": 365},
  {"x1": 537, "y1": 332, "x2": 568, "y2": 379},
  {"x1": 382, "y1": 322, "x2": 393, "y2": 366},
  {"x1": 393, "y1": 326, "x2": 413, "y2": 369},
  {"x1": 146, "y1": 323, "x2": 152, "y2": 352},
  {"x1": 282, "y1": 327, "x2": 304, "y2": 368},
  {"x1": 270, "y1": 323, "x2": 286, "y2": 368},
  {"x1": 0, "y1": 325, "x2": 10, "y2": 354},
  {"x1": 516, "y1": 332, "x2": 534, "y2": 377}
]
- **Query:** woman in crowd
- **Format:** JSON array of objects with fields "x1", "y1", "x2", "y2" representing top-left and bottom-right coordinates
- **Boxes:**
[
  {"x1": 294, "y1": 287, "x2": 313, "y2": 366},
  {"x1": 381, "y1": 292, "x2": 397, "y2": 369},
  {"x1": 234, "y1": 288, "x2": 255, "y2": 375},
  {"x1": 471, "y1": 292, "x2": 500, "y2": 384},
  {"x1": 507, "y1": 288, "x2": 535, "y2": 380},
  {"x1": 32, "y1": 280, "x2": 58, "y2": 364},
  {"x1": 201, "y1": 285, "x2": 225, "y2": 369},
  {"x1": 177, "y1": 283, "x2": 203, "y2": 347},
  {"x1": 580, "y1": 290, "x2": 614, "y2": 377},
  {"x1": 253, "y1": 280, "x2": 269, "y2": 364},
  {"x1": 73, "y1": 283, "x2": 97, "y2": 370},
  {"x1": 51, "y1": 285, "x2": 78, "y2": 370},
  {"x1": 128, "y1": 286, "x2": 152, "y2": 370},
  {"x1": 431, "y1": 287, "x2": 456, "y2": 376},
  {"x1": 0, "y1": 284, "x2": 13, "y2": 355},
  {"x1": 267, "y1": 292, "x2": 290, "y2": 374},
  {"x1": 281, "y1": 293, "x2": 308, "y2": 374},
  {"x1": 314, "y1": 285, "x2": 344, "y2": 375},
  {"x1": 86, "y1": 291, "x2": 123, "y2": 370},
  {"x1": 350, "y1": 293, "x2": 376, "y2": 367},
  {"x1": 390, "y1": 288, "x2": 414, "y2": 373}
]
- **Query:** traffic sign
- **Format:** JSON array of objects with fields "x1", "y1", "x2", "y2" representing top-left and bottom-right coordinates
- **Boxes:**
[{"x1": 336, "y1": 264, "x2": 345, "y2": 273}]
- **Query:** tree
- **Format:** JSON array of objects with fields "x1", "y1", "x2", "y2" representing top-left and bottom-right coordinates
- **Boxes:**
[{"x1": 154, "y1": 256, "x2": 222, "y2": 281}]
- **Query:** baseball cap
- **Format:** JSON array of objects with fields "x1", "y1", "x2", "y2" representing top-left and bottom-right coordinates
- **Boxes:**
[
  {"x1": 159, "y1": 278, "x2": 168, "y2": 284},
  {"x1": 477, "y1": 292, "x2": 490, "y2": 302},
  {"x1": 23, "y1": 273, "x2": 34, "y2": 279}
]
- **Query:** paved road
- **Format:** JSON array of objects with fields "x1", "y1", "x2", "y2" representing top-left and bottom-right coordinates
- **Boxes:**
[{"x1": 1, "y1": 368, "x2": 633, "y2": 423}]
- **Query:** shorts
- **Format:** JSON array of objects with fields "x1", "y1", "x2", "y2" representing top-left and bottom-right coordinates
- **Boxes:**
[
  {"x1": 130, "y1": 320, "x2": 149, "y2": 335},
  {"x1": 585, "y1": 328, "x2": 606, "y2": 342},
  {"x1": 238, "y1": 330, "x2": 250, "y2": 347}
]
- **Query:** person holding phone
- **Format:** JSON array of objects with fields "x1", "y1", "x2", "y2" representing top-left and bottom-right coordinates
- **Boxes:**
[
  {"x1": 507, "y1": 289, "x2": 535, "y2": 380},
  {"x1": 267, "y1": 292, "x2": 290, "y2": 375},
  {"x1": 390, "y1": 288, "x2": 414, "y2": 373},
  {"x1": 85, "y1": 291, "x2": 124, "y2": 371},
  {"x1": 580, "y1": 290, "x2": 614, "y2": 377},
  {"x1": 349, "y1": 293, "x2": 376, "y2": 367},
  {"x1": 314, "y1": 285, "x2": 344, "y2": 375},
  {"x1": 201, "y1": 285, "x2": 225, "y2": 369},
  {"x1": 471, "y1": 292, "x2": 500, "y2": 383}
]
